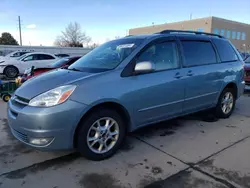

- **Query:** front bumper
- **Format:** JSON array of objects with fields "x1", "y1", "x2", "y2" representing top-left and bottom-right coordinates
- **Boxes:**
[
  {"x1": 7, "y1": 98, "x2": 88, "y2": 150},
  {"x1": 0, "y1": 65, "x2": 6, "y2": 74}
]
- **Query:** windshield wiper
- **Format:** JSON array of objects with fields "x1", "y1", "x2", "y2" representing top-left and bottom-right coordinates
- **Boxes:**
[{"x1": 67, "y1": 68, "x2": 82, "y2": 72}]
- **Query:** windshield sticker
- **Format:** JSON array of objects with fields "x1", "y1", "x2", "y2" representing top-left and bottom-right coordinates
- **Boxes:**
[{"x1": 117, "y1": 44, "x2": 135, "y2": 49}]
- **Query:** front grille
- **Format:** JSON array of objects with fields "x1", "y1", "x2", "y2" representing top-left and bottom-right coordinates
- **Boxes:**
[
  {"x1": 13, "y1": 95, "x2": 29, "y2": 106},
  {"x1": 12, "y1": 129, "x2": 29, "y2": 143},
  {"x1": 245, "y1": 81, "x2": 250, "y2": 86}
]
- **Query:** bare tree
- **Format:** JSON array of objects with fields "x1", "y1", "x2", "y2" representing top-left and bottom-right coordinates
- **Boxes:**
[{"x1": 54, "y1": 22, "x2": 91, "y2": 47}]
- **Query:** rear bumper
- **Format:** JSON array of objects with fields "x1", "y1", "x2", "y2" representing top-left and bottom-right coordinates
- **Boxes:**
[
  {"x1": 7, "y1": 98, "x2": 88, "y2": 150},
  {"x1": 238, "y1": 81, "x2": 245, "y2": 97}
]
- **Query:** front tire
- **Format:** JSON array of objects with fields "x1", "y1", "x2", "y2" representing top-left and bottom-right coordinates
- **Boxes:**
[
  {"x1": 76, "y1": 108, "x2": 126, "y2": 161},
  {"x1": 4, "y1": 66, "x2": 19, "y2": 78},
  {"x1": 215, "y1": 88, "x2": 236, "y2": 118}
]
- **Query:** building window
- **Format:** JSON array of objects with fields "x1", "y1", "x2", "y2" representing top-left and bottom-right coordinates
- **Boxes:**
[
  {"x1": 242, "y1": 32, "x2": 246, "y2": 40},
  {"x1": 232, "y1": 31, "x2": 236, "y2": 39},
  {"x1": 197, "y1": 28, "x2": 204, "y2": 32},
  {"x1": 237, "y1": 32, "x2": 241, "y2": 40},
  {"x1": 213, "y1": 28, "x2": 219, "y2": 34},
  {"x1": 226, "y1": 30, "x2": 231, "y2": 39},
  {"x1": 220, "y1": 29, "x2": 225, "y2": 36}
]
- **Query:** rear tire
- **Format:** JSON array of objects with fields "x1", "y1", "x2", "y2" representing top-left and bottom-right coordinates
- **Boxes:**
[
  {"x1": 215, "y1": 88, "x2": 236, "y2": 118},
  {"x1": 76, "y1": 108, "x2": 126, "y2": 161},
  {"x1": 4, "y1": 66, "x2": 19, "y2": 78},
  {"x1": 2, "y1": 94, "x2": 11, "y2": 102}
]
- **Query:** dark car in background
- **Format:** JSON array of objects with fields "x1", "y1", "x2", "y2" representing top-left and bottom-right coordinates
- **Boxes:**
[
  {"x1": 244, "y1": 56, "x2": 250, "y2": 90},
  {"x1": 18, "y1": 56, "x2": 81, "y2": 84},
  {"x1": 55, "y1": 53, "x2": 70, "y2": 58}
]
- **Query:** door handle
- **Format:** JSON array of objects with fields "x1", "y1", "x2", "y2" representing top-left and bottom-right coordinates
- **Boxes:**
[
  {"x1": 187, "y1": 70, "x2": 194, "y2": 76},
  {"x1": 174, "y1": 72, "x2": 182, "y2": 79}
]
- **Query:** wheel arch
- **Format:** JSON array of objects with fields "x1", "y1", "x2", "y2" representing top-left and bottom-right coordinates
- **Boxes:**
[
  {"x1": 73, "y1": 101, "x2": 131, "y2": 148},
  {"x1": 223, "y1": 82, "x2": 238, "y2": 98}
]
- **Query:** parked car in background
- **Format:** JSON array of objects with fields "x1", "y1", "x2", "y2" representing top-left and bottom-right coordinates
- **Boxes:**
[
  {"x1": 244, "y1": 56, "x2": 250, "y2": 90},
  {"x1": 0, "y1": 50, "x2": 34, "y2": 60},
  {"x1": 8, "y1": 30, "x2": 245, "y2": 160},
  {"x1": 0, "y1": 52, "x2": 58, "y2": 78},
  {"x1": 19, "y1": 56, "x2": 81, "y2": 83},
  {"x1": 55, "y1": 53, "x2": 70, "y2": 58}
]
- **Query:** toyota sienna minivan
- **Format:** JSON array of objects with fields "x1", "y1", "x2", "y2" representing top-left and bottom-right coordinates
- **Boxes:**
[{"x1": 7, "y1": 30, "x2": 245, "y2": 160}]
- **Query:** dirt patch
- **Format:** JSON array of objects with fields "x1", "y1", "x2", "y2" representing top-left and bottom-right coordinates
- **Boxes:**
[
  {"x1": 128, "y1": 162, "x2": 144, "y2": 168},
  {"x1": 79, "y1": 173, "x2": 123, "y2": 188},
  {"x1": 199, "y1": 159, "x2": 250, "y2": 187},
  {"x1": 183, "y1": 111, "x2": 219, "y2": 123},
  {"x1": 226, "y1": 125, "x2": 237, "y2": 128},
  {"x1": 151, "y1": 166, "x2": 163, "y2": 175},
  {"x1": 4, "y1": 153, "x2": 80, "y2": 179},
  {"x1": 198, "y1": 159, "x2": 214, "y2": 168},
  {"x1": 144, "y1": 170, "x2": 226, "y2": 188},
  {"x1": 159, "y1": 130, "x2": 175, "y2": 137},
  {"x1": 134, "y1": 119, "x2": 183, "y2": 138}
]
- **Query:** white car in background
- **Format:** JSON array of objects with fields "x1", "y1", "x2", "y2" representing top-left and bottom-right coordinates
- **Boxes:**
[
  {"x1": 0, "y1": 50, "x2": 34, "y2": 60},
  {"x1": 0, "y1": 52, "x2": 58, "y2": 78}
]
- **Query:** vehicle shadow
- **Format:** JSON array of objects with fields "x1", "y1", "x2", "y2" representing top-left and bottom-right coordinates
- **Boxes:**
[{"x1": 130, "y1": 109, "x2": 219, "y2": 139}]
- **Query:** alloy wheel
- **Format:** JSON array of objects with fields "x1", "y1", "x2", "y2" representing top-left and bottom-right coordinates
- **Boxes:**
[
  {"x1": 87, "y1": 117, "x2": 119, "y2": 154},
  {"x1": 221, "y1": 92, "x2": 234, "y2": 115}
]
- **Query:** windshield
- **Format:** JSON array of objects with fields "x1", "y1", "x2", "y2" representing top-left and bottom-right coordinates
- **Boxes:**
[
  {"x1": 69, "y1": 38, "x2": 144, "y2": 71},
  {"x1": 51, "y1": 58, "x2": 69, "y2": 68},
  {"x1": 17, "y1": 54, "x2": 28, "y2": 60},
  {"x1": 245, "y1": 56, "x2": 250, "y2": 63}
]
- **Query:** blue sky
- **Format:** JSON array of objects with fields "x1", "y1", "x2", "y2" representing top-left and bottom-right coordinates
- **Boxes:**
[{"x1": 0, "y1": 0, "x2": 249, "y2": 46}]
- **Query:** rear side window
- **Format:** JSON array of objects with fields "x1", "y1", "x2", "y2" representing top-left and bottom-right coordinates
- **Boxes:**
[
  {"x1": 38, "y1": 54, "x2": 55, "y2": 60},
  {"x1": 181, "y1": 41, "x2": 217, "y2": 67},
  {"x1": 212, "y1": 39, "x2": 238, "y2": 62}
]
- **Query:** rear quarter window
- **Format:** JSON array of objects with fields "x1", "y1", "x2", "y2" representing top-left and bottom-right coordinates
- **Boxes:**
[{"x1": 212, "y1": 39, "x2": 238, "y2": 62}]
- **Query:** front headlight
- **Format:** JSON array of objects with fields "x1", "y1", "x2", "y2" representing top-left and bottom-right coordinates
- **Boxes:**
[
  {"x1": 29, "y1": 85, "x2": 76, "y2": 107},
  {"x1": 0, "y1": 61, "x2": 4, "y2": 64}
]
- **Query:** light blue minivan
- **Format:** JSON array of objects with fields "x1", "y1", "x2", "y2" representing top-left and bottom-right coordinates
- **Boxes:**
[{"x1": 8, "y1": 30, "x2": 245, "y2": 160}]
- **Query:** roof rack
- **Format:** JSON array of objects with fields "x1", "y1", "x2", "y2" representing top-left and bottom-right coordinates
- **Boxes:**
[{"x1": 157, "y1": 30, "x2": 224, "y2": 38}]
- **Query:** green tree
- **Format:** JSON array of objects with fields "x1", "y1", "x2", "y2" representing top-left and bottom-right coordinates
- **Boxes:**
[{"x1": 0, "y1": 32, "x2": 19, "y2": 45}]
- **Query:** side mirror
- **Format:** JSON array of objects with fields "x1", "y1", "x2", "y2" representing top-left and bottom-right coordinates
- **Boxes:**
[{"x1": 134, "y1": 61, "x2": 155, "y2": 74}]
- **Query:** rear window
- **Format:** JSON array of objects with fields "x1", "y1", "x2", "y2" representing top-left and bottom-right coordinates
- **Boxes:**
[
  {"x1": 212, "y1": 39, "x2": 238, "y2": 62},
  {"x1": 181, "y1": 41, "x2": 217, "y2": 67}
]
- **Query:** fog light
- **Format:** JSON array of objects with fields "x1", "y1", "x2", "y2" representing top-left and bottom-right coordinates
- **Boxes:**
[{"x1": 28, "y1": 137, "x2": 53, "y2": 146}]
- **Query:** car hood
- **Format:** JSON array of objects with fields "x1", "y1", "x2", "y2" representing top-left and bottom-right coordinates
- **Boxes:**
[
  {"x1": 15, "y1": 69, "x2": 97, "y2": 100},
  {"x1": 0, "y1": 58, "x2": 20, "y2": 65}
]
